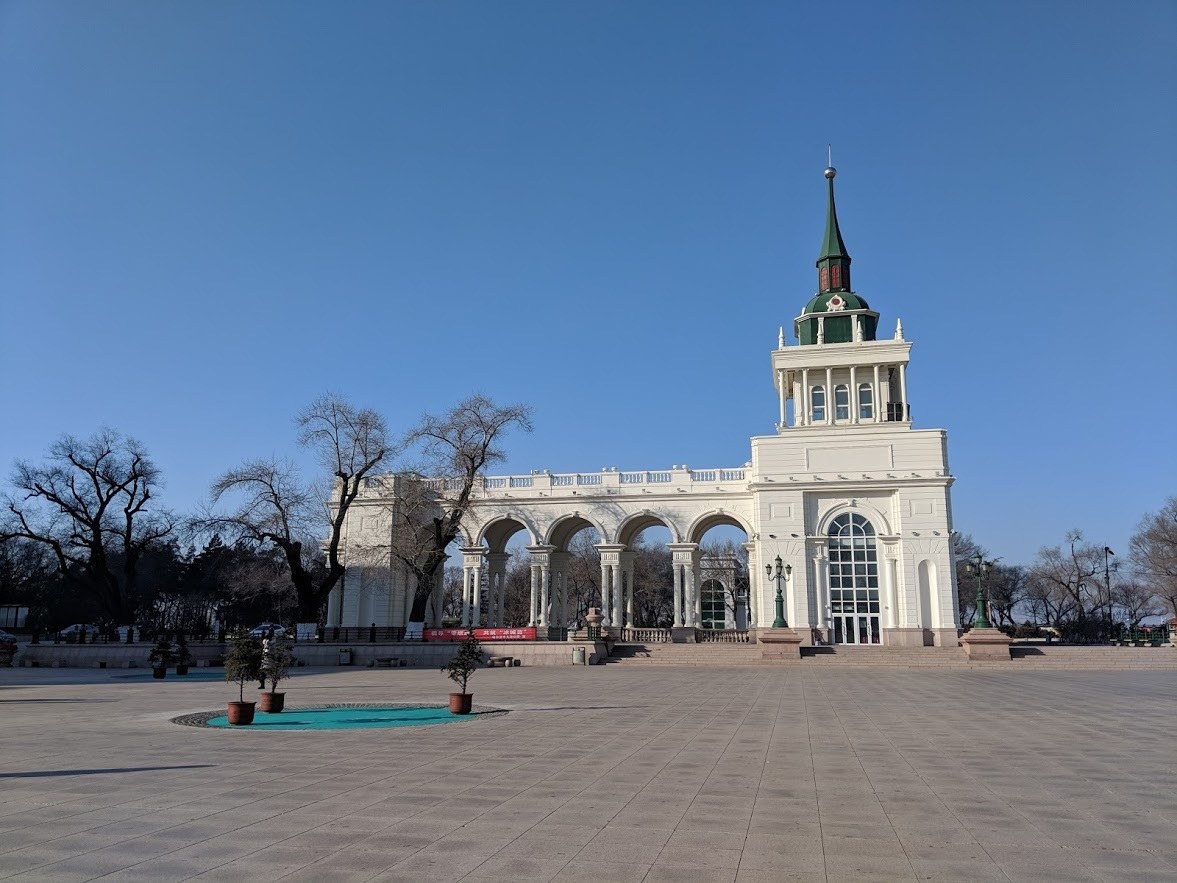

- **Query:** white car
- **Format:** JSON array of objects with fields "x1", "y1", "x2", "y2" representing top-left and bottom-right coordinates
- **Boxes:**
[
  {"x1": 59, "y1": 623, "x2": 100, "y2": 638},
  {"x1": 248, "y1": 623, "x2": 286, "y2": 638}
]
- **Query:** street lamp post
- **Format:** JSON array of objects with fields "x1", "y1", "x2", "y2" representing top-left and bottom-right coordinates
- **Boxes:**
[
  {"x1": 765, "y1": 556, "x2": 791, "y2": 628},
  {"x1": 964, "y1": 552, "x2": 993, "y2": 629},
  {"x1": 1104, "y1": 546, "x2": 1115, "y2": 642}
]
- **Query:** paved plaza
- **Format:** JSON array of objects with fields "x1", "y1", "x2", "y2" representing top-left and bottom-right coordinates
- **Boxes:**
[{"x1": 1, "y1": 664, "x2": 1174, "y2": 881}]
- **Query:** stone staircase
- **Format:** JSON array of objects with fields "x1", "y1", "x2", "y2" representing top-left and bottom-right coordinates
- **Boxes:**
[{"x1": 606, "y1": 642, "x2": 1177, "y2": 669}]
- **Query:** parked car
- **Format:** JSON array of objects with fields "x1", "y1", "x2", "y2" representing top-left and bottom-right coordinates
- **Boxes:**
[
  {"x1": 248, "y1": 623, "x2": 286, "y2": 638},
  {"x1": 0, "y1": 628, "x2": 18, "y2": 643},
  {"x1": 59, "y1": 623, "x2": 100, "y2": 638}
]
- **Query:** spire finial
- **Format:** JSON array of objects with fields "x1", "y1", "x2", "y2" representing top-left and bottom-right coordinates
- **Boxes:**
[
  {"x1": 825, "y1": 144, "x2": 835, "y2": 178},
  {"x1": 778, "y1": 326, "x2": 786, "y2": 349}
]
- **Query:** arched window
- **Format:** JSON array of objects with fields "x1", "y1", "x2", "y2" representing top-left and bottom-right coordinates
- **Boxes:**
[
  {"x1": 830, "y1": 264, "x2": 842, "y2": 289},
  {"x1": 827, "y1": 513, "x2": 881, "y2": 644},
  {"x1": 834, "y1": 384, "x2": 850, "y2": 420},
  {"x1": 811, "y1": 385, "x2": 826, "y2": 422},
  {"x1": 858, "y1": 383, "x2": 873, "y2": 419}
]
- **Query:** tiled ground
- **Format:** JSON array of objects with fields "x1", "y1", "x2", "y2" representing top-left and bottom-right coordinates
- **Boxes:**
[{"x1": 0, "y1": 664, "x2": 1173, "y2": 881}]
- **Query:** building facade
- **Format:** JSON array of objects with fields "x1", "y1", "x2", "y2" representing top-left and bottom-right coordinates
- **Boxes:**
[{"x1": 331, "y1": 167, "x2": 960, "y2": 647}]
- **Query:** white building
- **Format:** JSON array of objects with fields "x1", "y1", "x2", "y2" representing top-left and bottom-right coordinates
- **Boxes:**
[{"x1": 331, "y1": 167, "x2": 960, "y2": 648}]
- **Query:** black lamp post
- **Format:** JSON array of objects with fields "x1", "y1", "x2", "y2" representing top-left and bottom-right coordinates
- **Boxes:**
[
  {"x1": 964, "y1": 552, "x2": 993, "y2": 629},
  {"x1": 1104, "y1": 546, "x2": 1115, "y2": 642},
  {"x1": 765, "y1": 556, "x2": 791, "y2": 628}
]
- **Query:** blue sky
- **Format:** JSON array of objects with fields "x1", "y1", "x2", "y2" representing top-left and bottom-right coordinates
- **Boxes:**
[{"x1": 2, "y1": 1, "x2": 1174, "y2": 566}]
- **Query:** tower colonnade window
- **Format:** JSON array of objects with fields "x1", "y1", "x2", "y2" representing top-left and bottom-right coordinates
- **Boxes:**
[
  {"x1": 858, "y1": 383, "x2": 873, "y2": 419},
  {"x1": 811, "y1": 385, "x2": 825, "y2": 422},
  {"x1": 834, "y1": 384, "x2": 849, "y2": 420}
]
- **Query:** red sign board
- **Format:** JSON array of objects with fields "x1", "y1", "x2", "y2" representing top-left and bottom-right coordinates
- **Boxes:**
[{"x1": 423, "y1": 627, "x2": 537, "y2": 642}]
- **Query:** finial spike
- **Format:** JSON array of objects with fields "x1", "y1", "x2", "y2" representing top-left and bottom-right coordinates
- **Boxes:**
[
  {"x1": 895, "y1": 318, "x2": 904, "y2": 340},
  {"x1": 778, "y1": 326, "x2": 786, "y2": 348},
  {"x1": 827, "y1": 144, "x2": 832, "y2": 167}
]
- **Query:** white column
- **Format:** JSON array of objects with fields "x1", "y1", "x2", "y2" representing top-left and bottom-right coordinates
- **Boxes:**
[
  {"x1": 612, "y1": 565, "x2": 623, "y2": 628},
  {"x1": 850, "y1": 365, "x2": 858, "y2": 424},
  {"x1": 599, "y1": 562, "x2": 611, "y2": 627},
  {"x1": 460, "y1": 567, "x2": 472, "y2": 627},
  {"x1": 687, "y1": 564, "x2": 698, "y2": 627},
  {"x1": 749, "y1": 566, "x2": 758, "y2": 628},
  {"x1": 887, "y1": 554, "x2": 901, "y2": 627},
  {"x1": 872, "y1": 364, "x2": 881, "y2": 423},
  {"x1": 801, "y1": 368, "x2": 810, "y2": 426},
  {"x1": 471, "y1": 565, "x2": 482, "y2": 627},
  {"x1": 825, "y1": 367, "x2": 834, "y2": 424},
  {"x1": 899, "y1": 363, "x2": 909, "y2": 420},
  {"x1": 672, "y1": 563, "x2": 683, "y2": 627},
  {"x1": 529, "y1": 564, "x2": 539, "y2": 627},
  {"x1": 539, "y1": 563, "x2": 550, "y2": 627},
  {"x1": 625, "y1": 561, "x2": 635, "y2": 626},
  {"x1": 777, "y1": 369, "x2": 786, "y2": 429},
  {"x1": 560, "y1": 572, "x2": 569, "y2": 629}
]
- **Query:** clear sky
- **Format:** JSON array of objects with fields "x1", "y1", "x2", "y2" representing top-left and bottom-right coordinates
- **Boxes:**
[{"x1": 2, "y1": 1, "x2": 1174, "y2": 567}]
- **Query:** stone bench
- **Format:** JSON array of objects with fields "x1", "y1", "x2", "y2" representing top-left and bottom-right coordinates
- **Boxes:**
[
  {"x1": 487, "y1": 655, "x2": 515, "y2": 667},
  {"x1": 373, "y1": 657, "x2": 404, "y2": 668}
]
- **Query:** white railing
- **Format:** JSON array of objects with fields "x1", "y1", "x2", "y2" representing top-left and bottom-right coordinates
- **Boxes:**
[
  {"x1": 464, "y1": 466, "x2": 748, "y2": 496},
  {"x1": 620, "y1": 627, "x2": 672, "y2": 643},
  {"x1": 695, "y1": 629, "x2": 754, "y2": 643}
]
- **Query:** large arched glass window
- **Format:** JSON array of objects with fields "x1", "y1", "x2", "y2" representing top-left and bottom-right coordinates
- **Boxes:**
[
  {"x1": 834, "y1": 384, "x2": 850, "y2": 420},
  {"x1": 827, "y1": 513, "x2": 881, "y2": 644},
  {"x1": 700, "y1": 579, "x2": 726, "y2": 630},
  {"x1": 811, "y1": 386, "x2": 826, "y2": 422},
  {"x1": 858, "y1": 383, "x2": 874, "y2": 419}
]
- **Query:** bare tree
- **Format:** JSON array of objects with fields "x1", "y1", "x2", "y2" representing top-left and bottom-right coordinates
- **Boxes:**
[
  {"x1": 389, "y1": 395, "x2": 532, "y2": 624},
  {"x1": 1112, "y1": 577, "x2": 1164, "y2": 630},
  {"x1": 201, "y1": 394, "x2": 389, "y2": 623},
  {"x1": 1130, "y1": 497, "x2": 1177, "y2": 620},
  {"x1": 1025, "y1": 530, "x2": 1106, "y2": 640},
  {"x1": 2, "y1": 429, "x2": 175, "y2": 624}
]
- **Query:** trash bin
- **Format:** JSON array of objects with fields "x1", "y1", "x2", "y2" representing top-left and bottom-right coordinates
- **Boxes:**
[
  {"x1": 572, "y1": 647, "x2": 586, "y2": 666},
  {"x1": 339, "y1": 648, "x2": 352, "y2": 666}
]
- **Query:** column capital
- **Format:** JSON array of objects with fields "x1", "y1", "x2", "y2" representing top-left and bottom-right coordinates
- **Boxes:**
[{"x1": 459, "y1": 546, "x2": 486, "y2": 567}]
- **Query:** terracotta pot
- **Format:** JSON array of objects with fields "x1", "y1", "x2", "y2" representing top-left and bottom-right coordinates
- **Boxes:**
[
  {"x1": 258, "y1": 691, "x2": 285, "y2": 713},
  {"x1": 227, "y1": 701, "x2": 256, "y2": 725},
  {"x1": 152, "y1": 667, "x2": 166, "y2": 679},
  {"x1": 449, "y1": 692, "x2": 473, "y2": 715},
  {"x1": 175, "y1": 664, "x2": 189, "y2": 676}
]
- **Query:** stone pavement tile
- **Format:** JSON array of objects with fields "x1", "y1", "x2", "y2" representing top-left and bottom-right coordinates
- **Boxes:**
[
  {"x1": 464, "y1": 854, "x2": 572, "y2": 880},
  {"x1": 644, "y1": 863, "x2": 738, "y2": 882},
  {"x1": 495, "y1": 836, "x2": 583, "y2": 864},
  {"x1": 370, "y1": 848, "x2": 497, "y2": 882},
  {"x1": 736, "y1": 867, "x2": 822, "y2": 882},
  {"x1": 996, "y1": 860, "x2": 1103, "y2": 883},
  {"x1": 738, "y1": 847, "x2": 826, "y2": 873},
  {"x1": 580, "y1": 826, "x2": 672, "y2": 864},
  {"x1": 824, "y1": 853, "x2": 919, "y2": 881},
  {"x1": 655, "y1": 844, "x2": 744, "y2": 869},
  {"x1": 666, "y1": 829, "x2": 746, "y2": 852},
  {"x1": 550, "y1": 860, "x2": 651, "y2": 882},
  {"x1": 516, "y1": 822, "x2": 603, "y2": 847},
  {"x1": 908, "y1": 857, "x2": 1009, "y2": 881},
  {"x1": 820, "y1": 822, "x2": 901, "y2": 843}
]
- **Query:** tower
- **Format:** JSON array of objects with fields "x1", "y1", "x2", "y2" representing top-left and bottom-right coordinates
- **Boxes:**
[{"x1": 749, "y1": 165, "x2": 959, "y2": 648}]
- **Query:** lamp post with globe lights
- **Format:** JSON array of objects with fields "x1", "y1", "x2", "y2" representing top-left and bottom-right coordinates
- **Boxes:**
[
  {"x1": 965, "y1": 552, "x2": 993, "y2": 629},
  {"x1": 765, "y1": 556, "x2": 791, "y2": 629}
]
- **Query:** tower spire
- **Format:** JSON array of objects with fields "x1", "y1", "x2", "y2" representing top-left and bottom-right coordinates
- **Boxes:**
[{"x1": 816, "y1": 164, "x2": 851, "y2": 294}]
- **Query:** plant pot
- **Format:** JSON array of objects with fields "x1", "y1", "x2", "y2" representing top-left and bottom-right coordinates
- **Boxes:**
[
  {"x1": 175, "y1": 664, "x2": 189, "y2": 676},
  {"x1": 258, "y1": 691, "x2": 285, "y2": 713},
  {"x1": 152, "y1": 667, "x2": 167, "y2": 679},
  {"x1": 227, "y1": 701, "x2": 256, "y2": 725},
  {"x1": 449, "y1": 692, "x2": 473, "y2": 715}
]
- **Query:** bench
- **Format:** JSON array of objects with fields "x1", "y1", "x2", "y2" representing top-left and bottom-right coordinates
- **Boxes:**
[
  {"x1": 373, "y1": 657, "x2": 403, "y2": 668},
  {"x1": 487, "y1": 655, "x2": 515, "y2": 667}
]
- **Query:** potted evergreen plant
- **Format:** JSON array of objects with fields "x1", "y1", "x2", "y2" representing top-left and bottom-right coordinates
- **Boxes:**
[
  {"x1": 148, "y1": 638, "x2": 176, "y2": 679},
  {"x1": 224, "y1": 630, "x2": 262, "y2": 725},
  {"x1": 174, "y1": 635, "x2": 193, "y2": 675},
  {"x1": 259, "y1": 635, "x2": 296, "y2": 713},
  {"x1": 441, "y1": 629, "x2": 482, "y2": 715}
]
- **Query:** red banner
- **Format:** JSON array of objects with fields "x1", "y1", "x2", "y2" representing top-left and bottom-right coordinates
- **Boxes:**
[{"x1": 423, "y1": 627, "x2": 537, "y2": 642}]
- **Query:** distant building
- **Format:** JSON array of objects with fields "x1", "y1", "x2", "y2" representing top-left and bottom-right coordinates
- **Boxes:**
[{"x1": 333, "y1": 167, "x2": 959, "y2": 648}]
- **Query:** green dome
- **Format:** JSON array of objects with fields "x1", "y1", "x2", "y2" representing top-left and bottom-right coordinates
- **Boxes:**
[{"x1": 801, "y1": 291, "x2": 871, "y2": 315}]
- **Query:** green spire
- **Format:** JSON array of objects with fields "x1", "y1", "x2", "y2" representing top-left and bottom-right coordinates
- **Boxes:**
[
  {"x1": 819, "y1": 167, "x2": 849, "y2": 259},
  {"x1": 816, "y1": 166, "x2": 851, "y2": 293}
]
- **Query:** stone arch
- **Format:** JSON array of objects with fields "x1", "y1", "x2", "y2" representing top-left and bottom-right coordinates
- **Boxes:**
[
  {"x1": 815, "y1": 500, "x2": 894, "y2": 538},
  {"x1": 477, "y1": 514, "x2": 540, "y2": 553},
  {"x1": 615, "y1": 510, "x2": 683, "y2": 547},
  {"x1": 686, "y1": 509, "x2": 754, "y2": 545},
  {"x1": 545, "y1": 512, "x2": 608, "y2": 551}
]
